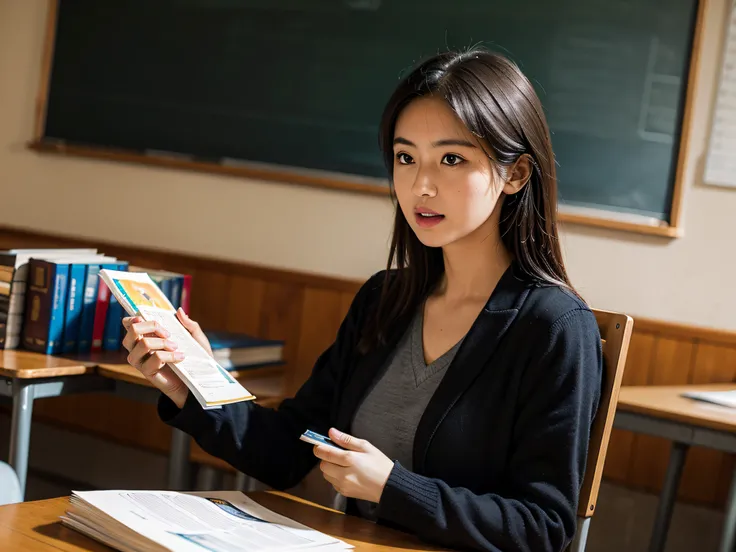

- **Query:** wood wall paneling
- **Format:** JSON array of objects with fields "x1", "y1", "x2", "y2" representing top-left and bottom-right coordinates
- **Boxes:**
[
  {"x1": 188, "y1": 269, "x2": 230, "y2": 330},
  {"x1": 225, "y1": 276, "x2": 266, "y2": 336},
  {"x1": 294, "y1": 288, "x2": 347, "y2": 394},
  {"x1": 627, "y1": 338, "x2": 696, "y2": 493},
  {"x1": 260, "y1": 281, "x2": 305, "y2": 393},
  {"x1": 603, "y1": 332, "x2": 656, "y2": 482}
]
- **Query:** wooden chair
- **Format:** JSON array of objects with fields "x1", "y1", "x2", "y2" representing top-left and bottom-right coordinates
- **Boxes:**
[{"x1": 568, "y1": 309, "x2": 634, "y2": 552}]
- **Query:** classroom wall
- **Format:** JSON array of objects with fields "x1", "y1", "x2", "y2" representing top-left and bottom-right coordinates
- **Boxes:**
[{"x1": 1, "y1": 0, "x2": 734, "y2": 330}]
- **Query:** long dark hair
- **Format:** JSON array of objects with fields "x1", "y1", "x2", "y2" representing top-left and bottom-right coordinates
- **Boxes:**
[{"x1": 360, "y1": 47, "x2": 576, "y2": 352}]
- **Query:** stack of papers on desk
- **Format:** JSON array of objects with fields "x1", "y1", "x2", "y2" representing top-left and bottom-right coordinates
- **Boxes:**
[
  {"x1": 682, "y1": 389, "x2": 736, "y2": 409},
  {"x1": 61, "y1": 490, "x2": 354, "y2": 552}
]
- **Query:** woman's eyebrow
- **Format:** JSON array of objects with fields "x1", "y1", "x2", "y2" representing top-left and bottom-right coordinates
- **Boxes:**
[
  {"x1": 392, "y1": 136, "x2": 477, "y2": 148},
  {"x1": 431, "y1": 138, "x2": 477, "y2": 148}
]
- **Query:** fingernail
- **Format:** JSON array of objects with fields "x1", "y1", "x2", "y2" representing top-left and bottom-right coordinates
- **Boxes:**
[
  {"x1": 174, "y1": 352, "x2": 185, "y2": 361},
  {"x1": 165, "y1": 340, "x2": 177, "y2": 349},
  {"x1": 331, "y1": 428, "x2": 343, "y2": 439},
  {"x1": 164, "y1": 329, "x2": 171, "y2": 337}
]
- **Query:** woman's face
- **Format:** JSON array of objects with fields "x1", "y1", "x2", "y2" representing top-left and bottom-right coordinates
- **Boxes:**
[{"x1": 391, "y1": 96, "x2": 507, "y2": 249}]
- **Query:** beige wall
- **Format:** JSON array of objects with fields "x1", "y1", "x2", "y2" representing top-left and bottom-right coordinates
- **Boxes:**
[{"x1": 1, "y1": 0, "x2": 734, "y2": 330}]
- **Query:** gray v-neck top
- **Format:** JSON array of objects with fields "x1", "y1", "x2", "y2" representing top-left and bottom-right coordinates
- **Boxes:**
[{"x1": 350, "y1": 306, "x2": 464, "y2": 520}]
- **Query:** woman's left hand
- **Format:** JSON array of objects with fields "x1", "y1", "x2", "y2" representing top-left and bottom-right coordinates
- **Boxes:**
[{"x1": 313, "y1": 428, "x2": 394, "y2": 503}]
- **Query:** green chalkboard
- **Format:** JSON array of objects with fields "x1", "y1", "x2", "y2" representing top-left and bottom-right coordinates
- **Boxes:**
[{"x1": 44, "y1": 0, "x2": 699, "y2": 222}]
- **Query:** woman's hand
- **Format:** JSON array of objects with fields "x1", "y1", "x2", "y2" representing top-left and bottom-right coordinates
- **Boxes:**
[
  {"x1": 122, "y1": 316, "x2": 188, "y2": 408},
  {"x1": 313, "y1": 428, "x2": 395, "y2": 503},
  {"x1": 121, "y1": 309, "x2": 212, "y2": 409},
  {"x1": 175, "y1": 308, "x2": 214, "y2": 357}
]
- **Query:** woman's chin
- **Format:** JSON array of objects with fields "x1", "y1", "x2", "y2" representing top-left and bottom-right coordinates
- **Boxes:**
[{"x1": 412, "y1": 229, "x2": 450, "y2": 249}]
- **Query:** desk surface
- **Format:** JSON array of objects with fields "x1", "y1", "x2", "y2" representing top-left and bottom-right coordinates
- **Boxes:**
[
  {"x1": 0, "y1": 350, "x2": 98, "y2": 379},
  {"x1": 97, "y1": 361, "x2": 283, "y2": 388},
  {"x1": 0, "y1": 492, "x2": 444, "y2": 552},
  {"x1": 618, "y1": 384, "x2": 736, "y2": 433},
  {"x1": 0, "y1": 349, "x2": 285, "y2": 398}
]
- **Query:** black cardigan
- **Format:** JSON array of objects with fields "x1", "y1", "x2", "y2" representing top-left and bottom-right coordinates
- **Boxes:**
[{"x1": 158, "y1": 264, "x2": 603, "y2": 552}]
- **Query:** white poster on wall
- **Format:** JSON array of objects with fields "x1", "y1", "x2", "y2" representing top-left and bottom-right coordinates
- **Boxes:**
[{"x1": 704, "y1": 0, "x2": 736, "y2": 189}]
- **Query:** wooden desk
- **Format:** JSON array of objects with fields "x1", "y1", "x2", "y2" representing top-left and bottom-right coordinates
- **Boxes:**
[
  {"x1": 0, "y1": 351, "x2": 113, "y2": 501},
  {"x1": 0, "y1": 349, "x2": 285, "y2": 500},
  {"x1": 0, "y1": 492, "x2": 443, "y2": 552},
  {"x1": 614, "y1": 384, "x2": 736, "y2": 552}
]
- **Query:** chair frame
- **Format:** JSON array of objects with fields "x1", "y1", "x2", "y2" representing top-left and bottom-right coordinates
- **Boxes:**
[{"x1": 568, "y1": 309, "x2": 634, "y2": 552}]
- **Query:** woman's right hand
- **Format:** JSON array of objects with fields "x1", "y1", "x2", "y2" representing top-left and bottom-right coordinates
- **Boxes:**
[{"x1": 122, "y1": 316, "x2": 189, "y2": 409}]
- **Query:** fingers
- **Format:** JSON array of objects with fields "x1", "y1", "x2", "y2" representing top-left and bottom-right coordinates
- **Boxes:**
[
  {"x1": 137, "y1": 350, "x2": 186, "y2": 378},
  {"x1": 122, "y1": 316, "x2": 140, "y2": 331},
  {"x1": 313, "y1": 445, "x2": 352, "y2": 467},
  {"x1": 122, "y1": 319, "x2": 171, "y2": 352},
  {"x1": 328, "y1": 428, "x2": 369, "y2": 452},
  {"x1": 127, "y1": 336, "x2": 177, "y2": 364},
  {"x1": 176, "y1": 308, "x2": 198, "y2": 330},
  {"x1": 127, "y1": 331, "x2": 183, "y2": 370}
]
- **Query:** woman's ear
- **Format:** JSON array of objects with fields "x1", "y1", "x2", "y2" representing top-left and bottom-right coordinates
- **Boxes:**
[{"x1": 503, "y1": 154, "x2": 533, "y2": 195}]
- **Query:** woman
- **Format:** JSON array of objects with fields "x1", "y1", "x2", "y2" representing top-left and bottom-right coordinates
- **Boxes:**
[{"x1": 122, "y1": 47, "x2": 603, "y2": 552}]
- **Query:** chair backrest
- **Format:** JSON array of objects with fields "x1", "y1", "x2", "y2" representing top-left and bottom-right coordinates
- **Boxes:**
[
  {"x1": 577, "y1": 309, "x2": 634, "y2": 519},
  {"x1": 0, "y1": 461, "x2": 22, "y2": 506}
]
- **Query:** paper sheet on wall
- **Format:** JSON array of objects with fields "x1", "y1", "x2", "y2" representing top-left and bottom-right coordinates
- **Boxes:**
[{"x1": 704, "y1": 0, "x2": 736, "y2": 188}]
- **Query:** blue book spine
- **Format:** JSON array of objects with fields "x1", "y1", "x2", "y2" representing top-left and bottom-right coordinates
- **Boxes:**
[
  {"x1": 170, "y1": 276, "x2": 182, "y2": 310},
  {"x1": 48, "y1": 264, "x2": 70, "y2": 355},
  {"x1": 61, "y1": 263, "x2": 87, "y2": 354},
  {"x1": 161, "y1": 277, "x2": 173, "y2": 304},
  {"x1": 103, "y1": 262, "x2": 129, "y2": 351},
  {"x1": 77, "y1": 264, "x2": 100, "y2": 353}
]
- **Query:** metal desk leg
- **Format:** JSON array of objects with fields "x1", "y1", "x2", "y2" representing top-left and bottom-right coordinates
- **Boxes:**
[
  {"x1": 167, "y1": 429, "x2": 191, "y2": 490},
  {"x1": 720, "y1": 465, "x2": 736, "y2": 552},
  {"x1": 8, "y1": 379, "x2": 34, "y2": 501},
  {"x1": 649, "y1": 441, "x2": 689, "y2": 552}
]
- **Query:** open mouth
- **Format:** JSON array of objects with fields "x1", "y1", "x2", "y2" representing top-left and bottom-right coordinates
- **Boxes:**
[{"x1": 414, "y1": 210, "x2": 445, "y2": 227}]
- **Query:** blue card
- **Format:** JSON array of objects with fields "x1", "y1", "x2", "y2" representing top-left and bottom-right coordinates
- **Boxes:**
[{"x1": 299, "y1": 429, "x2": 345, "y2": 450}]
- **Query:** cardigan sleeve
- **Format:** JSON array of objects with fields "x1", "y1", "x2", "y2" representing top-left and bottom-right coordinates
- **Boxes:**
[
  {"x1": 157, "y1": 272, "x2": 382, "y2": 491},
  {"x1": 375, "y1": 308, "x2": 603, "y2": 552}
]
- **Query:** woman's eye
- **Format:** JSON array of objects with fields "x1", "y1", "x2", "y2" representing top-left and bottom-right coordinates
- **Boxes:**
[
  {"x1": 442, "y1": 154, "x2": 464, "y2": 166},
  {"x1": 396, "y1": 152, "x2": 414, "y2": 165}
]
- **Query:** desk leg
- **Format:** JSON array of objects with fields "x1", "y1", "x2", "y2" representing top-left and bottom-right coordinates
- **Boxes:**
[
  {"x1": 167, "y1": 429, "x2": 191, "y2": 490},
  {"x1": 8, "y1": 380, "x2": 34, "y2": 501},
  {"x1": 649, "y1": 441, "x2": 688, "y2": 552},
  {"x1": 720, "y1": 465, "x2": 736, "y2": 552}
]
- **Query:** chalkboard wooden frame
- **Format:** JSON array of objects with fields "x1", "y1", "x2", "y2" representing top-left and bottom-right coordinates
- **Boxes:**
[{"x1": 29, "y1": 0, "x2": 708, "y2": 237}]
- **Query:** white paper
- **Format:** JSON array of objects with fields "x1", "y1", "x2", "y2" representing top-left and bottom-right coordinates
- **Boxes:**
[
  {"x1": 682, "y1": 389, "x2": 736, "y2": 409},
  {"x1": 62, "y1": 490, "x2": 353, "y2": 552}
]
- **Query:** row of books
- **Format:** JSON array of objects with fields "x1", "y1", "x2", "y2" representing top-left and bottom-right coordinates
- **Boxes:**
[
  {"x1": 0, "y1": 248, "x2": 285, "y2": 370},
  {"x1": 0, "y1": 248, "x2": 191, "y2": 355}
]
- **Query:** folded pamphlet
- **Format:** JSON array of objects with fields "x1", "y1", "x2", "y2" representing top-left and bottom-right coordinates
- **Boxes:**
[{"x1": 99, "y1": 269, "x2": 254, "y2": 409}]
